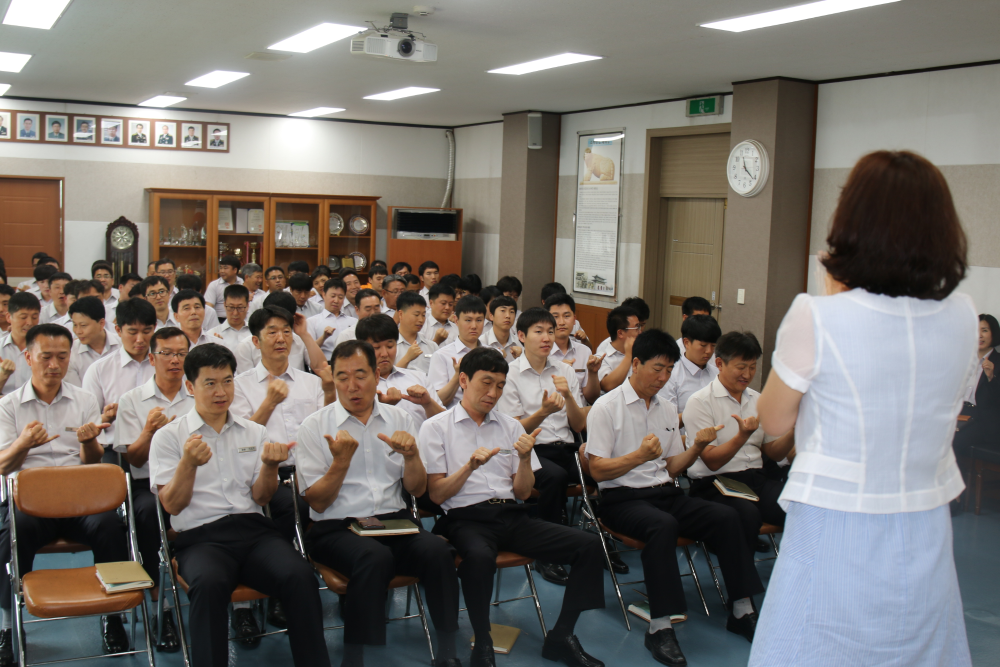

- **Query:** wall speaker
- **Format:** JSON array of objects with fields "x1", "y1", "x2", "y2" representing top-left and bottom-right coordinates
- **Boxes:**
[{"x1": 527, "y1": 112, "x2": 542, "y2": 150}]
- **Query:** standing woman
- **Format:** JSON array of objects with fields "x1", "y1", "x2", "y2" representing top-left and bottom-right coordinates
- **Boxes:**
[{"x1": 749, "y1": 151, "x2": 973, "y2": 667}]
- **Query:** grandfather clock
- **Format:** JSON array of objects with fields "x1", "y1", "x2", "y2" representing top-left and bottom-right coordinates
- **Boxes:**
[{"x1": 105, "y1": 216, "x2": 139, "y2": 282}]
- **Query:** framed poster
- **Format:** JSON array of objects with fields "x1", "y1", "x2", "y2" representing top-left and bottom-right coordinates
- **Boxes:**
[
  {"x1": 154, "y1": 121, "x2": 176, "y2": 147},
  {"x1": 206, "y1": 124, "x2": 227, "y2": 150},
  {"x1": 44, "y1": 114, "x2": 68, "y2": 142},
  {"x1": 73, "y1": 116, "x2": 96, "y2": 143},
  {"x1": 15, "y1": 112, "x2": 39, "y2": 141},
  {"x1": 128, "y1": 119, "x2": 151, "y2": 147},
  {"x1": 0, "y1": 111, "x2": 10, "y2": 140},
  {"x1": 101, "y1": 118, "x2": 124, "y2": 145},
  {"x1": 572, "y1": 129, "x2": 624, "y2": 297},
  {"x1": 180, "y1": 122, "x2": 202, "y2": 148}
]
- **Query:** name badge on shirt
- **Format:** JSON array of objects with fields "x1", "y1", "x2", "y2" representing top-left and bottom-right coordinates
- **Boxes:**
[
  {"x1": 238, "y1": 446, "x2": 257, "y2": 454},
  {"x1": 65, "y1": 427, "x2": 78, "y2": 432}
]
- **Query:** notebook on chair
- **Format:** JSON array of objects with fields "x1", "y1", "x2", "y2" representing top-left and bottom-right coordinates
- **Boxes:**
[
  {"x1": 713, "y1": 476, "x2": 759, "y2": 502},
  {"x1": 95, "y1": 561, "x2": 154, "y2": 594}
]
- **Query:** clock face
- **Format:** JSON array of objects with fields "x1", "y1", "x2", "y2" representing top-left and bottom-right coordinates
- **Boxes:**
[
  {"x1": 727, "y1": 140, "x2": 769, "y2": 197},
  {"x1": 111, "y1": 226, "x2": 135, "y2": 250}
]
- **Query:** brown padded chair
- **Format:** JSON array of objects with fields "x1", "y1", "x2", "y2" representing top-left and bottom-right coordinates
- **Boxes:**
[{"x1": 9, "y1": 465, "x2": 154, "y2": 667}]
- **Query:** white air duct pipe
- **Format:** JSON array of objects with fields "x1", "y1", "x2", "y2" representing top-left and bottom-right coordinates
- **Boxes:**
[{"x1": 441, "y1": 129, "x2": 455, "y2": 208}]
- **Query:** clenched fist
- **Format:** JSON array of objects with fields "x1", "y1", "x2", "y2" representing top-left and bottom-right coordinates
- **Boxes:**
[
  {"x1": 638, "y1": 434, "x2": 662, "y2": 462},
  {"x1": 433, "y1": 328, "x2": 450, "y2": 345},
  {"x1": 77, "y1": 422, "x2": 111, "y2": 443},
  {"x1": 181, "y1": 434, "x2": 212, "y2": 467},
  {"x1": 101, "y1": 403, "x2": 118, "y2": 424},
  {"x1": 0, "y1": 359, "x2": 16, "y2": 379},
  {"x1": 693, "y1": 424, "x2": 725, "y2": 449},
  {"x1": 513, "y1": 428, "x2": 541, "y2": 460},
  {"x1": 261, "y1": 441, "x2": 293, "y2": 466},
  {"x1": 587, "y1": 354, "x2": 605, "y2": 374},
  {"x1": 402, "y1": 385, "x2": 433, "y2": 406},
  {"x1": 510, "y1": 346, "x2": 523, "y2": 359},
  {"x1": 378, "y1": 431, "x2": 418, "y2": 458},
  {"x1": 265, "y1": 377, "x2": 289, "y2": 406},
  {"x1": 143, "y1": 407, "x2": 176, "y2": 434},
  {"x1": 324, "y1": 430, "x2": 358, "y2": 464},
  {"x1": 401, "y1": 341, "x2": 423, "y2": 364},
  {"x1": 377, "y1": 387, "x2": 403, "y2": 405},
  {"x1": 552, "y1": 375, "x2": 571, "y2": 398}
]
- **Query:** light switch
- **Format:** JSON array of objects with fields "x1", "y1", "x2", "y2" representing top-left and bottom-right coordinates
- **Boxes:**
[{"x1": 737, "y1": 289, "x2": 745, "y2": 305}]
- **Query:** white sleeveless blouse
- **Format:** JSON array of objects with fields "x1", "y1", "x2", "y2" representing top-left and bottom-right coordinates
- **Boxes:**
[{"x1": 773, "y1": 289, "x2": 977, "y2": 514}]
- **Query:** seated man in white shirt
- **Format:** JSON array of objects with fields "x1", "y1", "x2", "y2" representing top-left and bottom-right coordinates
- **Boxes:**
[
  {"x1": 479, "y1": 295, "x2": 521, "y2": 361},
  {"x1": 594, "y1": 297, "x2": 650, "y2": 357},
  {"x1": 27, "y1": 264, "x2": 56, "y2": 307},
  {"x1": 92, "y1": 262, "x2": 119, "y2": 313},
  {"x1": 114, "y1": 326, "x2": 192, "y2": 652},
  {"x1": 683, "y1": 331, "x2": 794, "y2": 552},
  {"x1": 71, "y1": 279, "x2": 116, "y2": 324},
  {"x1": 586, "y1": 330, "x2": 766, "y2": 661},
  {"x1": 546, "y1": 293, "x2": 603, "y2": 405},
  {"x1": 117, "y1": 273, "x2": 142, "y2": 306},
  {"x1": 598, "y1": 305, "x2": 642, "y2": 393},
  {"x1": 366, "y1": 264, "x2": 387, "y2": 293},
  {"x1": 298, "y1": 340, "x2": 459, "y2": 667},
  {"x1": 0, "y1": 323, "x2": 129, "y2": 658},
  {"x1": 672, "y1": 296, "x2": 713, "y2": 353},
  {"x1": 659, "y1": 314, "x2": 721, "y2": 425},
  {"x1": 235, "y1": 292, "x2": 327, "y2": 375},
  {"x1": 174, "y1": 276, "x2": 218, "y2": 332},
  {"x1": 421, "y1": 348, "x2": 606, "y2": 667},
  {"x1": 248, "y1": 266, "x2": 287, "y2": 315},
  {"x1": 417, "y1": 261, "x2": 439, "y2": 299},
  {"x1": 496, "y1": 308, "x2": 589, "y2": 586},
  {"x1": 208, "y1": 284, "x2": 252, "y2": 351},
  {"x1": 171, "y1": 289, "x2": 213, "y2": 348},
  {"x1": 154, "y1": 258, "x2": 178, "y2": 296},
  {"x1": 239, "y1": 263, "x2": 266, "y2": 306},
  {"x1": 203, "y1": 255, "x2": 243, "y2": 320},
  {"x1": 0, "y1": 293, "x2": 41, "y2": 395},
  {"x1": 395, "y1": 292, "x2": 438, "y2": 375},
  {"x1": 39, "y1": 272, "x2": 72, "y2": 329},
  {"x1": 66, "y1": 296, "x2": 121, "y2": 386},
  {"x1": 150, "y1": 344, "x2": 329, "y2": 667},
  {"x1": 288, "y1": 274, "x2": 324, "y2": 318},
  {"x1": 421, "y1": 284, "x2": 458, "y2": 347},
  {"x1": 307, "y1": 277, "x2": 358, "y2": 357},
  {"x1": 495, "y1": 275, "x2": 523, "y2": 321},
  {"x1": 380, "y1": 274, "x2": 405, "y2": 319},
  {"x1": 427, "y1": 295, "x2": 486, "y2": 408},
  {"x1": 308, "y1": 268, "x2": 331, "y2": 306},
  {"x1": 332, "y1": 288, "x2": 383, "y2": 347},
  {"x1": 139, "y1": 276, "x2": 174, "y2": 329},
  {"x1": 540, "y1": 283, "x2": 588, "y2": 344},
  {"x1": 339, "y1": 269, "x2": 362, "y2": 320}
]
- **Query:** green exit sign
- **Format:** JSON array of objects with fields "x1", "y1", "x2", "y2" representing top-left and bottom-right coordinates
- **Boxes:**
[{"x1": 686, "y1": 95, "x2": 724, "y2": 117}]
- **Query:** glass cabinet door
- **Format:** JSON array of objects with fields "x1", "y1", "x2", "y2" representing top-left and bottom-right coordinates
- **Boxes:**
[
  {"x1": 215, "y1": 197, "x2": 268, "y2": 280},
  {"x1": 155, "y1": 195, "x2": 210, "y2": 283},
  {"x1": 326, "y1": 201, "x2": 374, "y2": 278},
  {"x1": 271, "y1": 198, "x2": 322, "y2": 272}
]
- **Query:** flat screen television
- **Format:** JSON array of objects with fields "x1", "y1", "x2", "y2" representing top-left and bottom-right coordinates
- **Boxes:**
[{"x1": 392, "y1": 208, "x2": 459, "y2": 240}]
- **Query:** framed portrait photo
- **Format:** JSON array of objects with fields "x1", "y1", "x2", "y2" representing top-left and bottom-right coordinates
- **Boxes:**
[
  {"x1": 180, "y1": 122, "x2": 202, "y2": 149},
  {"x1": 16, "y1": 112, "x2": 40, "y2": 141},
  {"x1": 44, "y1": 114, "x2": 68, "y2": 142},
  {"x1": 101, "y1": 118, "x2": 124, "y2": 145},
  {"x1": 0, "y1": 111, "x2": 11, "y2": 140},
  {"x1": 127, "y1": 119, "x2": 151, "y2": 147},
  {"x1": 73, "y1": 116, "x2": 96, "y2": 143},
  {"x1": 154, "y1": 121, "x2": 176, "y2": 148},
  {"x1": 206, "y1": 124, "x2": 228, "y2": 151}
]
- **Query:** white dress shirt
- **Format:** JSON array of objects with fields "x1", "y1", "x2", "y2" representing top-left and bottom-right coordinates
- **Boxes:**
[
  {"x1": 419, "y1": 287, "x2": 430, "y2": 299},
  {"x1": 586, "y1": 380, "x2": 684, "y2": 490},
  {"x1": 395, "y1": 333, "x2": 438, "y2": 375},
  {"x1": 40, "y1": 302, "x2": 71, "y2": 327},
  {"x1": 421, "y1": 317, "x2": 458, "y2": 346},
  {"x1": 234, "y1": 334, "x2": 310, "y2": 375},
  {"x1": 296, "y1": 400, "x2": 420, "y2": 522},
  {"x1": 378, "y1": 366, "x2": 437, "y2": 427},
  {"x1": 427, "y1": 339, "x2": 478, "y2": 408},
  {"x1": 0, "y1": 382, "x2": 101, "y2": 470},
  {"x1": 598, "y1": 346, "x2": 631, "y2": 382},
  {"x1": 307, "y1": 310, "x2": 358, "y2": 356},
  {"x1": 497, "y1": 355, "x2": 584, "y2": 444},
  {"x1": 231, "y1": 363, "x2": 324, "y2": 466},
  {"x1": 207, "y1": 320, "x2": 251, "y2": 352},
  {"x1": 381, "y1": 300, "x2": 396, "y2": 318},
  {"x1": 65, "y1": 332, "x2": 121, "y2": 387},
  {"x1": 149, "y1": 410, "x2": 268, "y2": 532},
  {"x1": 594, "y1": 336, "x2": 613, "y2": 357},
  {"x1": 342, "y1": 302, "x2": 358, "y2": 320},
  {"x1": 82, "y1": 346, "x2": 155, "y2": 445},
  {"x1": 334, "y1": 324, "x2": 358, "y2": 348},
  {"x1": 203, "y1": 277, "x2": 243, "y2": 318},
  {"x1": 683, "y1": 378, "x2": 774, "y2": 480},
  {"x1": 419, "y1": 404, "x2": 540, "y2": 512},
  {"x1": 479, "y1": 327, "x2": 519, "y2": 361},
  {"x1": 113, "y1": 377, "x2": 194, "y2": 479},
  {"x1": 0, "y1": 333, "x2": 31, "y2": 395},
  {"x1": 297, "y1": 300, "x2": 324, "y2": 318},
  {"x1": 658, "y1": 352, "x2": 720, "y2": 416},
  {"x1": 549, "y1": 338, "x2": 593, "y2": 389}
]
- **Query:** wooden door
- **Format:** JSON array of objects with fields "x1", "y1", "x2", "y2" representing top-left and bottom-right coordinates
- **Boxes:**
[
  {"x1": 0, "y1": 177, "x2": 62, "y2": 281},
  {"x1": 659, "y1": 198, "x2": 726, "y2": 336}
]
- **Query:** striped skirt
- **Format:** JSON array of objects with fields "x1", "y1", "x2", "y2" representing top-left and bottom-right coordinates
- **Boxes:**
[{"x1": 749, "y1": 502, "x2": 971, "y2": 667}]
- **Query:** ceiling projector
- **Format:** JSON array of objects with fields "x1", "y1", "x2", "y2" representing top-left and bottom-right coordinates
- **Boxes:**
[{"x1": 350, "y1": 30, "x2": 437, "y2": 63}]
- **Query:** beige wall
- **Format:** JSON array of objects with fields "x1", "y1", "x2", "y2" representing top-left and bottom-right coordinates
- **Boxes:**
[{"x1": 454, "y1": 123, "x2": 503, "y2": 284}]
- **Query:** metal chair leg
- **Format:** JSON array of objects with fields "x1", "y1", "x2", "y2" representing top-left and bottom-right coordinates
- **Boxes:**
[
  {"x1": 14, "y1": 596, "x2": 26, "y2": 667},
  {"x1": 768, "y1": 533, "x2": 779, "y2": 555},
  {"x1": 412, "y1": 585, "x2": 435, "y2": 665},
  {"x1": 130, "y1": 607, "x2": 137, "y2": 649},
  {"x1": 524, "y1": 564, "x2": 547, "y2": 637},
  {"x1": 140, "y1": 595, "x2": 157, "y2": 666},
  {"x1": 596, "y1": 527, "x2": 630, "y2": 630},
  {"x1": 682, "y1": 545, "x2": 709, "y2": 617},
  {"x1": 493, "y1": 567, "x2": 503, "y2": 605},
  {"x1": 406, "y1": 584, "x2": 412, "y2": 617},
  {"x1": 698, "y1": 542, "x2": 727, "y2": 606}
]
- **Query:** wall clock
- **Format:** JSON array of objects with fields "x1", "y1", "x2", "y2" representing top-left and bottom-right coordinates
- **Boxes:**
[
  {"x1": 105, "y1": 216, "x2": 139, "y2": 281},
  {"x1": 727, "y1": 139, "x2": 770, "y2": 197}
]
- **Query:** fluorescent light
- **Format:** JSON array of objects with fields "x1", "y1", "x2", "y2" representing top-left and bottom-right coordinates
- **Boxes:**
[
  {"x1": 591, "y1": 134, "x2": 624, "y2": 142},
  {"x1": 269, "y1": 22, "x2": 364, "y2": 53},
  {"x1": 701, "y1": 0, "x2": 901, "y2": 32},
  {"x1": 0, "y1": 84, "x2": 10, "y2": 96},
  {"x1": 488, "y1": 53, "x2": 602, "y2": 75},
  {"x1": 185, "y1": 70, "x2": 249, "y2": 88},
  {"x1": 364, "y1": 87, "x2": 439, "y2": 101},
  {"x1": 139, "y1": 95, "x2": 187, "y2": 107},
  {"x1": 288, "y1": 107, "x2": 346, "y2": 117},
  {"x1": 3, "y1": 0, "x2": 72, "y2": 30},
  {"x1": 0, "y1": 51, "x2": 31, "y2": 73}
]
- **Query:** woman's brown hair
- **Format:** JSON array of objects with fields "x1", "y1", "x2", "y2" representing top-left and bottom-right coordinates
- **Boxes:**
[{"x1": 822, "y1": 150, "x2": 967, "y2": 300}]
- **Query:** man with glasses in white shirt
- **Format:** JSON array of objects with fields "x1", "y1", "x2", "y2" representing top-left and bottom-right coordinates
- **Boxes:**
[
  {"x1": 154, "y1": 259, "x2": 178, "y2": 297},
  {"x1": 598, "y1": 305, "x2": 642, "y2": 392},
  {"x1": 380, "y1": 274, "x2": 405, "y2": 318},
  {"x1": 139, "y1": 276, "x2": 174, "y2": 329},
  {"x1": 208, "y1": 284, "x2": 252, "y2": 351}
]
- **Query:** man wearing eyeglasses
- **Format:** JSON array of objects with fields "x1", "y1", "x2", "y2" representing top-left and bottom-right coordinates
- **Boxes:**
[
  {"x1": 381, "y1": 275, "x2": 405, "y2": 319},
  {"x1": 140, "y1": 276, "x2": 175, "y2": 329},
  {"x1": 204, "y1": 256, "x2": 243, "y2": 319},
  {"x1": 598, "y1": 305, "x2": 643, "y2": 393},
  {"x1": 113, "y1": 327, "x2": 192, "y2": 652},
  {"x1": 154, "y1": 259, "x2": 178, "y2": 297},
  {"x1": 208, "y1": 284, "x2": 251, "y2": 352}
]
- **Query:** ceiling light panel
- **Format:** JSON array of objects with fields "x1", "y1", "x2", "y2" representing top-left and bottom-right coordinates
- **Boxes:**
[
  {"x1": 0, "y1": 84, "x2": 10, "y2": 96},
  {"x1": 3, "y1": 0, "x2": 72, "y2": 30},
  {"x1": 364, "y1": 87, "x2": 440, "y2": 101},
  {"x1": 488, "y1": 53, "x2": 602, "y2": 75},
  {"x1": 288, "y1": 107, "x2": 346, "y2": 117},
  {"x1": 0, "y1": 52, "x2": 31, "y2": 73},
  {"x1": 139, "y1": 95, "x2": 187, "y2": 107},
  {"x1": 185, "y1": 70, "x2": 250, "y2": 88},
  {"x1": 701, "y1": 0, "x2": 902, "y2": 32},
  {"x1": 269, "y1": 22, "x2": 365, "y2": 53}
]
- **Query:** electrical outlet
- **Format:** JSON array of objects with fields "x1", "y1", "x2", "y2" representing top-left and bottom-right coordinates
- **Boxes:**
[{"x1": 737, "y1": 289, "x2": 745, "y2": 305}]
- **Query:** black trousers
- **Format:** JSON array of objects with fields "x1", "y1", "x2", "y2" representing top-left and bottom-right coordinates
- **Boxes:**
[
  {"x1": 435, "y1": 503, "x2": 605, "y2": 639},
  {"x1": 131, "y1": 477, "x2": 163, "y2": 583},
  {"x1": 173, "y1": 513, "x2": 329, "y2": 667},
  {"x1": 532, "y1": 442, "x2": 578, "y2": 524},
  {"x1": 599, "y1": 486, "x2": 764, "y2": 619},
  {"x1": 268, "y1": 479, "x2": 311, "y2": 544},
  {"x1": 306, "y1": 509, "x2": 459, "y2": 645},
  {"x1": 689, "y1": 469, "x2": 786, "y2": 551},
  {"x1": 0, "y1": 503, "x2": 127, "y2": 610}
]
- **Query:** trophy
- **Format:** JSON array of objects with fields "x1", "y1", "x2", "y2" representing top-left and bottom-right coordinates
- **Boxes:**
[
  {"x1": 249, "y1": 242, "x2": 258, "y2": 264},
  {"x1": 219, "y1": 242, "x2": 229, "y2": 263},
  {"x1": 234, "y1": 247, "x2": 243, "y2": 264}
]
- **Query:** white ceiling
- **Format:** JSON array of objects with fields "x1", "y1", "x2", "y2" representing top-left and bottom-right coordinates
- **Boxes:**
[{"x1": 0, "y1": 0, "x2": 997, "y2": 127}]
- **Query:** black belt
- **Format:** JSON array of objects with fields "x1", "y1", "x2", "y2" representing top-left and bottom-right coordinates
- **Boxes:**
[{"x1": 480, "y1": 498, "x2": 519, "y2": 506}]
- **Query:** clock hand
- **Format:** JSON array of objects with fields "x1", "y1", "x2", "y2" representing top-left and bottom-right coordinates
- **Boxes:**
[{"x1": 742, "y1": 158, "x2": 754, "y2": 180}]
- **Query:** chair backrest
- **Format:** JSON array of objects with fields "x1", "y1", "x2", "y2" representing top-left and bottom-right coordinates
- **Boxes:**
[{"x1": 13, "y1": 464, "x2": 126, "y2": 518}]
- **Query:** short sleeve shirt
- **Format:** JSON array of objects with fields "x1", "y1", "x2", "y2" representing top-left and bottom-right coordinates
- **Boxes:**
[
  {"x1": 549, "y1": 338, "x2": 593, "y2": 389},
  {"x1": 113, "y1": 377, "x2": 194, "y2": 479},
  {"x1": 65, "y1": 333, "x2": 121, "y2": 387},
  {"x1": 82, "y1": 346, "x2": 155, "y2": 445},
  {"x1": 0, "y1": 382, "x2": 101, "y2": 470},
  {"x1": 395, "y1": 333, "x2": 438, "y2": 375},
  {"x1": 427, "y1": 339, "x2": 478, "y2": 408},
  {"x1": 496, "y1": 355, "x2": 585, "y2": 444}
]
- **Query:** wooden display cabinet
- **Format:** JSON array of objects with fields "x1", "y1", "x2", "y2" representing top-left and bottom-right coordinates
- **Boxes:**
[{"x1": 324, "y1": 198, "x2": 379, "y2": 277}]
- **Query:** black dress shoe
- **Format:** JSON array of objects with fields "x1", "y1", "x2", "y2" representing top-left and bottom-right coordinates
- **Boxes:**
[
  {"x1": 536, "y1": 562, "x2": 569, "y2": 585},
  {"x1": 231, "y1": 608, "x2": 262, "y2": 648},
  {"x1": 101, "y1": 614, "x2": 130, "y2": 654},
  {"x1": 470, "y1": 642, "x2": 496, "y2": 667},
  {"x1": 155, "y1": 610, "x2": 181, "y2": 653},
  {"x1": 754, "y1": 539, "x2": 772, "y2": 553},
  {"x1": 644, "y1": 628, "x2": 687, "y2": 666},
  {"x1": 435, "y1": 658, "x2": 463, "y2": 667},
  {"x1": 0, "y1": 628, "x2": 15, "y2": 667},
  {"x1": 267, "y1": 598, "x2": 287, "y2": 628},
  {"x1": 726, "y1": 611, "x2": 758, "y2": 643},
  {"x1": 603, "y1": 551, "x2": 629, "y2": 575},
  {"x1": 542, "y1": 634, "x2": 604, "y2": 667}
]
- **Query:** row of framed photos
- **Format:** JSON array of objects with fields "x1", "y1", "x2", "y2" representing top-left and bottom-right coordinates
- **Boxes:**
[{"x1": 0, "y1": 109, "x2": 230, "y2": 152}]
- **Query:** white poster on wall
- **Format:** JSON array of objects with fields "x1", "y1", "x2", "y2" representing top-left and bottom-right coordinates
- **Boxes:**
[{"x1": 573, "y1": 130, "x2": 623, "y2": 297}]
